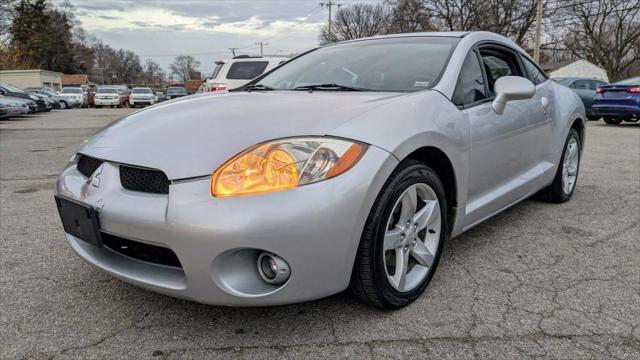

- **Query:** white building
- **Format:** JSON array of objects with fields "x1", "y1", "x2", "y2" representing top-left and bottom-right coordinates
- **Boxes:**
[
  {"x1": 0, "y1": 69, "x2": 64, "y2": 91},
  {"x1": 542, "y1": 59, "x2": 609, "y2": 82}
]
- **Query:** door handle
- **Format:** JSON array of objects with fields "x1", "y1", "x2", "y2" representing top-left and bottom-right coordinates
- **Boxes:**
[
  {"x1": 541, "y1": 97, "x2": 549, "y2": 116},
  {"x1": 541, "y1": 97, "x2": 549, "y2": 109}
]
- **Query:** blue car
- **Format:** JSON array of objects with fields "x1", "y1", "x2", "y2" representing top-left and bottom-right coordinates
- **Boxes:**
[{"x1": 592, "y1": 76, "x2": 640, "y2": 125}]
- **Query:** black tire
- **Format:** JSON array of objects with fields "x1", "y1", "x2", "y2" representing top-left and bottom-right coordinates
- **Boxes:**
[
  {"x1": 603, "y1": 117, "x2": 623, "y2": 125},
  {"x1": 536, "y1": 128, "x2": 581, "y2": 203},
  {"x1": 587, "y1": 115, "x2": 600, "y2": 121},
  {"x1": 95, "y1": 105, "x2": 102, "y2": 109},
  {"x1": 349, "y1": 160, "x2": 448, "y2": 309},
  {"x1": 59, "y1": 101, "x2": 68, "y2": 109}
]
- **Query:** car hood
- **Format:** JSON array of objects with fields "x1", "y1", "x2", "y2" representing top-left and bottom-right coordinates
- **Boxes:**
[{"x1": 79, "y1": 91, "x2": 406, "y2": 179}]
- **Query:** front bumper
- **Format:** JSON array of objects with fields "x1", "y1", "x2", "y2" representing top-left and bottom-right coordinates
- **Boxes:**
[
  {"x1": 130, "y1": 98, "x2": 154, "y2": 105},
  {"x1": 94, "y1": 98, "x2": 121, "y2": 106},
  {"x1": 56, "y1": 146, "x2": 397, "y2": 305},
  {"x1": 63, "y1": 98, "x2": 82, "y2": 107}
]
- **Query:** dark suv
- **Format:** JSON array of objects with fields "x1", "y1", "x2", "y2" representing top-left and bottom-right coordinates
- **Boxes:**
[{"x1": 0, "y1": 83, "x2": 48, "y2": 112}]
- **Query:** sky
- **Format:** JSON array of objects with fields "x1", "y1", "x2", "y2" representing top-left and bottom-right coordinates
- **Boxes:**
[{"x1": 51, "y1": 0, "x2": 383, "y2": 76}]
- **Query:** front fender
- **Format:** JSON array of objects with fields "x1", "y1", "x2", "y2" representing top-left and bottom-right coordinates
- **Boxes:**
[{"x1": 329, "y1": 90, "x2": 471, "y2": 235}]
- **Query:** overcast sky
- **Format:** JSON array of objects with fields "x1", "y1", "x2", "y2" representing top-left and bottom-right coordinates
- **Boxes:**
[{"x1": 51, "y1": 0, "x2": 382, "y2": 76}]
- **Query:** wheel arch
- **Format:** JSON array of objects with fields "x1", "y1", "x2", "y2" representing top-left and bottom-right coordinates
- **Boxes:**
[
  {"x1": 570, "y1": 116, "x2": 586, "y2": 150},
  {"x1": 403, "y1": 146, "x2": 458, "y2": 236}
]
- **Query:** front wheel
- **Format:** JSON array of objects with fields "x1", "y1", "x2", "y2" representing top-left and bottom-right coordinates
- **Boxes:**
[
  {"x1": 59, "y1": 101, "x2": 67, "y2": 109},
  {"x1": 349, "y1": 161, "x2": 447, "y2": 309},
  {"x1": 603, "y1": 117, "x2": 623, "y2": 125},
  {"x1": 536, "y1": 128, "x2": 581, "y2": 203}
]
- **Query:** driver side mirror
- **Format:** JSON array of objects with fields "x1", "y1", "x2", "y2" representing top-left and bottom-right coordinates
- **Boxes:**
[{"x1": 492, "y1": 76, "x2": 535, "y2": 114}]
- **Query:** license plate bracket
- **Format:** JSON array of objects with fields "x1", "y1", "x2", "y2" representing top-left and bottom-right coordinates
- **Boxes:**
[{"x1": 54, "y1": 195, "x2": 103, "y2": 247}]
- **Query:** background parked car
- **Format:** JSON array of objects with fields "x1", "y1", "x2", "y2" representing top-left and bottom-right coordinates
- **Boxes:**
[
  {"x1": 204, "y1": 55, "x2": 289, "y2": 92},
  {"x1": 129, "y1": 87, "x2": 155, "y2": 107},
  {"x1": 554, "y1": 77, "x2": 609, "y2": 120},
  {"x1": 118, "y1": 88, "x2": 131, "y2": 107},
  {"x1": 155, "y1": 91, "x2": 167, "y2": 102},
  {"x1": 592, "y1": 77, "x2": 640, "y2": 125},
  {"x1": 25, "y1": 88, "x2": 66, "y2": 109},
  {"x1": 0, "y1": 95, "x2": 30, "y2": 118},
  {"x1": 60, "y1": 87, "x2": 84, "y2": 108},
  {"x1": 0, "y1": 83, "x2": 48, "y2": 112},
  {"x1": 94, "y1": 87, "x2": 124, "y2": 108},
  {"x1": 166, "y1": 86, "x2": 188, "y2": 99}
]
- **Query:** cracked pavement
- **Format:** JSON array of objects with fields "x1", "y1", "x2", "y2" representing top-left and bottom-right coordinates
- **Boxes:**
[{"x1": 1, "y1": 109, "x2": 639, "y2": 359}]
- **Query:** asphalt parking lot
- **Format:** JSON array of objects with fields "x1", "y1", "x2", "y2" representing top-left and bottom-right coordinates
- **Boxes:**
[{"x1": 1, "y1": 108, "x2": 639, "y2": 359}]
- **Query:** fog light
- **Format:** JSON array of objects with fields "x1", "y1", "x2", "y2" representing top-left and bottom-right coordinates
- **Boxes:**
[{"x1": 257, "y1": 252, "x2": 290, "y2": 285}]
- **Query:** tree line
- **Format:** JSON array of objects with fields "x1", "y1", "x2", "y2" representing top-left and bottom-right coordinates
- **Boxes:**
[
  {"x1": 0, "y1": 0, "x2": 202, "y2": 85},
  {"x1": 320, "y1": 0, "x2": 640, "y2": 81}
]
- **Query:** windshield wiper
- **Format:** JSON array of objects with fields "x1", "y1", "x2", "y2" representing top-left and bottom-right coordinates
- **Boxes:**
[
  {"x1": 244, "y1": 83, "x2": 275, "y2": 91},
  {"x1": 291, "y1": 83, "x2": 368, "y2": 91}
]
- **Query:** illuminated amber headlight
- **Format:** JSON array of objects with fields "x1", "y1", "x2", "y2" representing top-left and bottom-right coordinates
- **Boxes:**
[{"x1": 211, "y1": 137, "x2": 368, "y2": 197}]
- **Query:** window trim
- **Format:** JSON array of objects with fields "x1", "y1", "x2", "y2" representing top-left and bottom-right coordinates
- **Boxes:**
[
  {"x1": 455, "y1": 47, "x2": 493, "y2": 109},
  {"x1": 519, "y1": 54, "x2": 549, "y2": 85},
  {"x1": 458, "y1": 42, "x2": 527, "y2": 109}
]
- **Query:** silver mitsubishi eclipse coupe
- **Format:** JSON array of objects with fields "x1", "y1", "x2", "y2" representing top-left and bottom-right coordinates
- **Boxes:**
[{"x1": 55, "y1": 31, "x2": 585, "y2": 309}]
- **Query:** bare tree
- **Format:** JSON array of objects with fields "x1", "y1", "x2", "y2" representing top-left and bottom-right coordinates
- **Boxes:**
[
  {"x1": 421, "y1": 0, "x2": 549, "y2": 45},
  {"x1": 142, "y1": 58, "x2": 165, "y2": 85},
  {"x1": 320, "y1": 3, "x2": 390, "y2": 43},
  {"x1": 169, "y1": 55, "x2": 201, "y2": 83},
  {"x1": 386, "y1": 0, "x2": 436, "y2": 33},
  {"x1": 545, "y1": 0, "x2": 640, "y2": 81}
]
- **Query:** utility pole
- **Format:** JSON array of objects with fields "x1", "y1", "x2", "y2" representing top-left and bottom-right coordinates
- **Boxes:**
[
  {"x1": 533, "y1": 0, "x2": 544, "y2": 63},
  {"x1": 320, "y1": 0, "x2": 342, "y2": 43},
  {"x1": 255, "y1": 42, "x2": 268, "y2": 56},
  {"x1": 228, "y1": 47, "x2": 239, "y2": 57}
]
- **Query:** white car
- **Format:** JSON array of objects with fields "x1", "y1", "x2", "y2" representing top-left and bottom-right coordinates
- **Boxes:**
[
  {"x1": 60, "y1": 87, "x2": 84, "y2": 108},
  {"x1": 129, "y1": 87, "x2": 155, "y2": 107},
  {"x1": 94, "y1": 87, "x2": 122, "y2": 108},
  {"x1": 204, "y1": 55, "x2": 289, "y2": 92}
]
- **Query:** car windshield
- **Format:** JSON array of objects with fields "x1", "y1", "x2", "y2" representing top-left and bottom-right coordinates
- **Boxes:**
[
  {"x1": 254, "y1": 37, "x2": 458, "y2": 92},
  {"x1": 97, "y1": 88, "x2": 118, "y2": 94},
  {"x1": 2, "y1": 83, "x2": 25, "y2": 93},
  {"x1": 167, "y1": 87, "x2": 186, "y2": 94},
  {"x1": 62, "y1": 88, "x2": 82, "y2": 94},
  {"x1": 614, "y1": 77, "x2": 640, "y2": 86},
  {"x1": 132, "y1": 88, "x2": 152, "y2": 94}
]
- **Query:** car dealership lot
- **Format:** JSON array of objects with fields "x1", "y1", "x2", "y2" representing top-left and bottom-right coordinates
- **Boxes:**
[{"x1": 1, "y1": 109, "x2": 638, "y2": 359}]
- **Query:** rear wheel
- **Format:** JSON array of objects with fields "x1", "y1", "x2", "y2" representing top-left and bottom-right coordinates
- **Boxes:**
[
  {"x1": 536, "y1": 128, "x2": 581, "y2": 203},
  {"x1": 350, "y1": 161, "x2": 447, "y2": 309},
  {"x1": 603, "y1": 117, "x2": 623, "y2": 125}
]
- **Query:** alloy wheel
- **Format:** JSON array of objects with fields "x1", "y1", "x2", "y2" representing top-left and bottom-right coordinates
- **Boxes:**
[
  {"x1": 383, "y1": 183, "x2": 441, "y2": 292},
  {"x1": 562, "y1": 137, "x2": 579, "y2": 195}
]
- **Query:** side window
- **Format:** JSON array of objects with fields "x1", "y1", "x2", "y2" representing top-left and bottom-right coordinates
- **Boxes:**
[
  {"x1": 572, "y1": 80, "x2": 590, "y2": 90},
  {"x1": 522, "y1": 57, "x2": 547, "y2": 85},
  {"x1": 479, "y1": 47, "x2": 524, "y2": 97},
  {"x1": 226, "y1": 61, "x2": 269, "y2": 80},
  {"x1": 453, "y1": 51, "x2": 487, "y2": 106}
]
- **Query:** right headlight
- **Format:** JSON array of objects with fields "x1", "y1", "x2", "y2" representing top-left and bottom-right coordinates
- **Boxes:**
[{"x1": 211, "y1": 137, "x2": 368, "y2": 197}]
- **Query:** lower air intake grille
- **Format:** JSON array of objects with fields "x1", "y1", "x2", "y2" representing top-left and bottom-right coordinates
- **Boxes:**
[
  {"x1": 77, "y1": 155, "x2": 103, "y2": 177},
  {"x1": 102, "y1": 232, "x2": 182, "y2": 268},
  {"x1": 119, "y1": 165, "x2": 170, "y2": 194}
]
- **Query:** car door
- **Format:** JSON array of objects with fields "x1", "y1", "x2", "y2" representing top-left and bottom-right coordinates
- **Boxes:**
[
  {"x1": 520, "y1": 55, "x2": 555, "y2": 182},
  {"x1": 460, "y1": 45, "x2": 545, "y2": 228}
]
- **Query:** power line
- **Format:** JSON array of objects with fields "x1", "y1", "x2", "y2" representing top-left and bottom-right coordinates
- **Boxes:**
[
  {"x1": 320, "y1": 1, "x2": 342, "y2": 43},
  {"x1": 254, "y1": 41, "x2": 268, "y2": 56}
]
